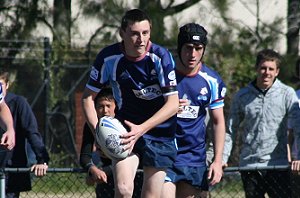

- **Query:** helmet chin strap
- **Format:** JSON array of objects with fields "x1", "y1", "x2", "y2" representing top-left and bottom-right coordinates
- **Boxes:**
[{"x1": 200, "y1": 47, "x2": 206, "y2": 61}]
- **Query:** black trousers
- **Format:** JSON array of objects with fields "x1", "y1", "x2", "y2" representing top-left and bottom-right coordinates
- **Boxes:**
[{"x1": 240, "y1": 170, "x2": 291, "y2": 198}]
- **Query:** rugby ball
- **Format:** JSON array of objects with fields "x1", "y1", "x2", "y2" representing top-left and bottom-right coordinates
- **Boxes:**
[{"x1": 95, "y1": 116, "x2": 129, "y2": 160}]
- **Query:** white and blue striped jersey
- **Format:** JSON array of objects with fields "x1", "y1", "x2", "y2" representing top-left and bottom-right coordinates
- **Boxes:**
[
  {"x1": 175, "y1": 64, "x2": 226, "y2": 167},
  {"x1": 86, "y1": 41, "x2": 178, "y2": 141}
]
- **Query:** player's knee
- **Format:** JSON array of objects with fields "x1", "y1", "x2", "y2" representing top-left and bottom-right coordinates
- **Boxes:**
[{"x1": 115, "y1": 181, "x2": 134, "y2": 197}]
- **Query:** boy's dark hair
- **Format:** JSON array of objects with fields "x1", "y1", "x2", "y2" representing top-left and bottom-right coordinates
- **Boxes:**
[
  {"x1": 255, "y1": 49, "x2": 282, "y2": 69},
  {"x1": 0, "y1": 68, "x2": 10, "y2": 84},
  {"x1": 121, "y1": 9, "x2": 151, "y2": 31},
  {"x1": 94, "y1": 87, "x2": 115, "y2": 105}
]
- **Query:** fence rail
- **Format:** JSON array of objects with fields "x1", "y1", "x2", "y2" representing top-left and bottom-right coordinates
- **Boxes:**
[{"x1": 1, "y1": 166, "x2": 299, "y2": 198}]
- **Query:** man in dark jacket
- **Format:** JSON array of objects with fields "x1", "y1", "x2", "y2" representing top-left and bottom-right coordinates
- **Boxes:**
[{"x1": 0, "y1": 68, "x2": 49, "y2": 198}]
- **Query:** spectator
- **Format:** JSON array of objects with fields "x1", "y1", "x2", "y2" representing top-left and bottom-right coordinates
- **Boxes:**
[
  {"x1": 81, "y1": 9, "x2": 179, "y2": 197},
  {"x1": 223, "y1": 49, "x2": 300, "y2": 198},
  {"x1": 0, "y1": 68, "x2": 49, "y2": 198},
  {"x1": 80, "y1": 87, "x2": 116, "y2": 197},
  {"x1": 162, "y1": 23, "x2": 226, "y2": 198}
]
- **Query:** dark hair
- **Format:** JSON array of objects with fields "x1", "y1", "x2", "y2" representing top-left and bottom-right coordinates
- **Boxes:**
[
  {"x1": 255, "y1": 49, "x2": 282, "y2": 69},
  {"x1": 177, "y1": 23, "x2": 208, "y2": 61},
  {"x1": 0, "y1": 68, "x2": 10, "y2": 84},
  {"x1": 120, "y1": 9, "x2": 151, "y2": 31},
  {"x1": 94, "y1": 87, "x2": 115, "y2": 105}
]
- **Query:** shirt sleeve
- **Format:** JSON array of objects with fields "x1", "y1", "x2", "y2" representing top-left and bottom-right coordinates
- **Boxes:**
[
  {"x1": 156, "y1": 50, "x2": 178, "y2": 96},
  {"x1": 18, "y1": 96, "x2": 49, "y2": 164}
]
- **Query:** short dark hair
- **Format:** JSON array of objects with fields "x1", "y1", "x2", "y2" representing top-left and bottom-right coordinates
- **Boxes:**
[
  {"x1": 255, "y1": 49, "x2": 282, "y2": 69},
  {"x1": 120, "y1": 9, "x2": 151, "y2": 31},
  {"x1": 0, "y1": 68, "x2": 10, "y2": 84},
  {"x1": 94, "y1": 87, "x2": 115, "y2": 105}
]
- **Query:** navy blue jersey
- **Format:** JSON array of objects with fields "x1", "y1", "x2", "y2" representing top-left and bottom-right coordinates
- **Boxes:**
[
  {"x1": 86, "y1": 42, "x2": 178, "y2": 141},
  {"x1": 175, "y1": 64, "x2": 226, "y2": 167}
]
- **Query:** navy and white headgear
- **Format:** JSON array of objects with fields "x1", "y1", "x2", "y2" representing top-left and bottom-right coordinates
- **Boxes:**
[{"x1": 177, "y1": 23, "x2": 208, "y2": 61}]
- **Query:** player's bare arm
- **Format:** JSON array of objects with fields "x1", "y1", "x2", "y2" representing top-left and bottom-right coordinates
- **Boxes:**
[
  {"x1": 0, "y1": 102, "x2": 15, "y2": 150},
  {"x1": 208, "y1": 107, "x2": 225, "y2": 186},
  {"x1": 82, "y1": 88, "x2": 99, "y2": 136}
]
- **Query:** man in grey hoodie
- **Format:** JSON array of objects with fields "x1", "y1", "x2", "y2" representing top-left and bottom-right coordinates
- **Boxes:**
[{"x1": 223, "y1": 49, "x2": 300, "y2": 198}]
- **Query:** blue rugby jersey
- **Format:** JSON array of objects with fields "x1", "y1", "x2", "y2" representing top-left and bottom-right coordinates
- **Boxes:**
[
  {"x1": 86, "y1": 41, "x2": 178, "y2": 141},
  {"x1": 175, "y1": 64, "x2": 226, "y2": 167}
]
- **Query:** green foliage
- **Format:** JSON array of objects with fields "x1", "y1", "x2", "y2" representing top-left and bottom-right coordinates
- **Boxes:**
[
  {"x1": 209, "y1": 0, "x2": 230, "y2": 19},
  {"x1": 205, "y1": 14, "x2": 289, "y2": 101},
  {"x1": 48, "y1": 149, "x2": 78, "y2": 168},
  {"x1": 31, "y1": 172, "x2": 95, "y2": 194}
]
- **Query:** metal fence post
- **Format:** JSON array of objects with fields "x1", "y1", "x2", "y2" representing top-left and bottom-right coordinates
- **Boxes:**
[{"x1": 0, "y1": 168, "x2": 5, "y2": 198}]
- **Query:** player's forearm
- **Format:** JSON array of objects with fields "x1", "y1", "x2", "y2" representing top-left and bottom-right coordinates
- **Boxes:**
[
  {"x1": 0, "y1": 102, "x2": 14, "y2": 132},
  {"x1": 140, "y1": 93, "x2": 179, "y2": 134},
  {"x1": 82, "y1": 90, "x2": 98, "y2": 135},
  {"x1": 211, "y1": 108, "x2": 225, "y2": 163},
  {"x1": 213, "y1": 129, "x2": 225, "y2": 163},
  {"x1": 212, "y1": 111, "x2": 226, "y2": 163}
]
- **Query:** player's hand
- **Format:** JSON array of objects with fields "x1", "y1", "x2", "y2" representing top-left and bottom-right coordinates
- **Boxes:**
[
  {"x1": 31, "y1": 163, "x2": 48, "y2": 177},
  {"x1": 89, "y1": 165, "x2": 107, "y2": 183},
  {"x1": 178, "y1": 99, "x2": 189, "y2": 113},
  {"x1": 120, "y1": 120, "x2": 143, "y2": 154},
  {"x1": 0, "y1": 129, "x2": 15, "y2": 150},
  {"x1": 208, "y1": 161, "x2": 223, "y2": 186}
]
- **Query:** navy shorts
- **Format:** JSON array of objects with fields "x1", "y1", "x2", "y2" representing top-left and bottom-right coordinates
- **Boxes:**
[
  {"x1": 165, "y1": 166, "x2": 209, "y2": 191},
  {"x1": 133, "y1": 137, "x2": 177, "y2": 169}
]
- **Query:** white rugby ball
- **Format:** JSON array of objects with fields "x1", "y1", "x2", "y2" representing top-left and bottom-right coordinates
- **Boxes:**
[{"x1": 95, "y1": 116, "x2": 129, "y2": 160}]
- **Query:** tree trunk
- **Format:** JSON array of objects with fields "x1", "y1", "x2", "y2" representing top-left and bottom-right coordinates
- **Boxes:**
[
  {"x1": 287, "y1": 0, "x2": 300, "y2": 56},
  {"x1": 53, "y1": 0, "x2": 72, "y2": 46}
]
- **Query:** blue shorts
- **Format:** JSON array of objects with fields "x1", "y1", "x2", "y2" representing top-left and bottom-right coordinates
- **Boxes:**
[
  {"x1": 165, "y1": 166, "x2": 209, "y2": 191},
  {"x1": 133, "y1": 137, "x2": 176, "y2": 169}
]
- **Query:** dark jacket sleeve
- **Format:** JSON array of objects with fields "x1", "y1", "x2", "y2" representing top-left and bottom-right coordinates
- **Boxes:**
[
  {"x1": 5, "y1": 93, "x2": 49, "y2": 193},
  {"x1": 16, "y1": 95, "x2": 49, "y2": 164}
]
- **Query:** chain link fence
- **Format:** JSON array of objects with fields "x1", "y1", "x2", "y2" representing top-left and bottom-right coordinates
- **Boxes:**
[
  {"x1": 1, "y1": 39, "x2": 300, "y2": 198},
  {"x1": 1, "y1": 166, "x2": 300, "y2": 198}
]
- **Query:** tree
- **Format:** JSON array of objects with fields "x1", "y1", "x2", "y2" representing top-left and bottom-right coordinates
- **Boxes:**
[
  {"x1": 79, "y1": 0, "x2": 201, "y2": 45},
  {"x1": 287, "y1": 0, "x2": 300, "y2": 56},
  {"x1": 53, "y1": 0, "x2": 72, "y2": 46},
  {"x1": 0, "y1": 0, "x2": 44, "y2": 66}
]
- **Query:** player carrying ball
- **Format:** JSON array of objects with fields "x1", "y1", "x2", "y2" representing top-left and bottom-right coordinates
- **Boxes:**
[{"x1": 81, "y1": 9, "x2": 179, "y2": 198}]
